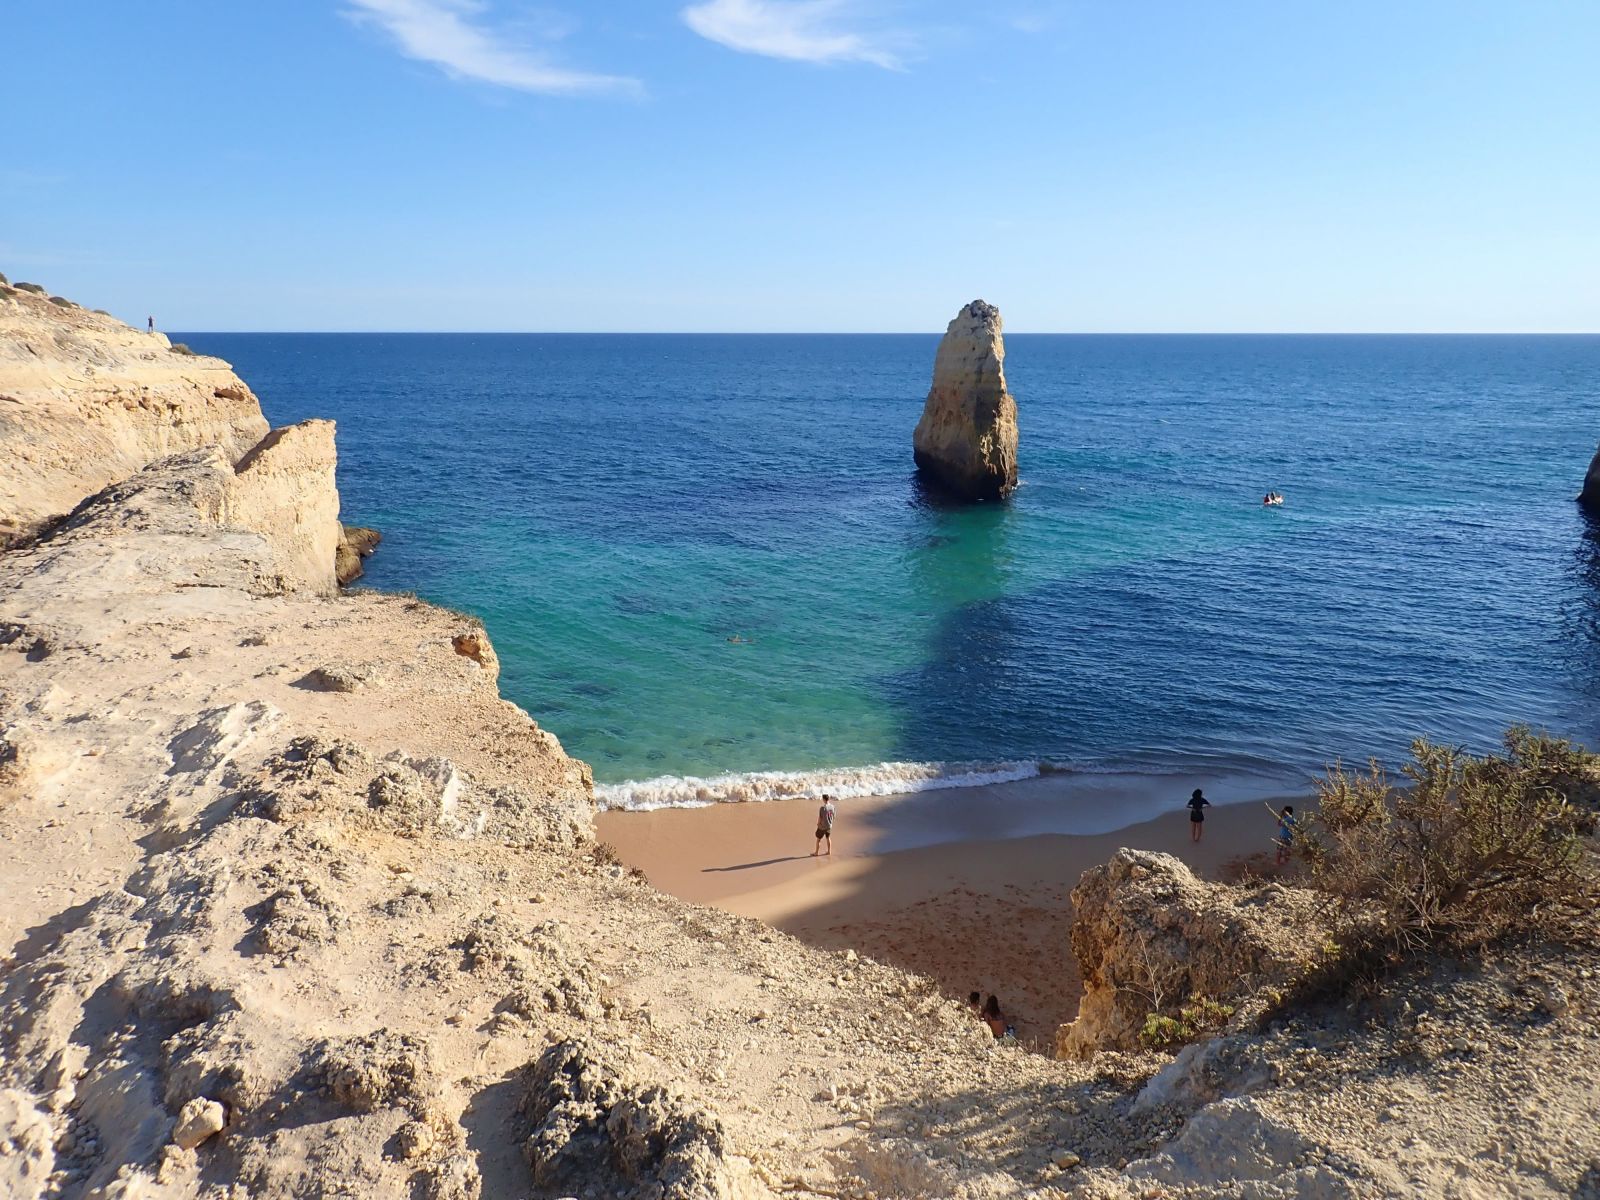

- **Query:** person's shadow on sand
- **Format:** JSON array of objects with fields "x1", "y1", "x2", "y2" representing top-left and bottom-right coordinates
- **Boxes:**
[{"x1": 702, "y1": 856, "x2": 814, "y2": 873}]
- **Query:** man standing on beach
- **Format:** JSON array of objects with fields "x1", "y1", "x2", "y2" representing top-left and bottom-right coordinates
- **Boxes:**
[
  {"x1": 813, "y1": 794, "x2": 836, "y2": 856},
  {"x1": 147, "y1": 316, "x2": 154, "y2": 332}
]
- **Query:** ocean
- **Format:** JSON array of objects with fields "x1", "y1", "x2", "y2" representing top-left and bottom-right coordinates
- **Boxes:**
[{"x1": 182, "y1": 332, "x2": 1600, "y2": 810}]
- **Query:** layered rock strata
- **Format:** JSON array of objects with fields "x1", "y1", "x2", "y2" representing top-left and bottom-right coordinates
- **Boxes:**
[
  {"x1": 912, "y1": 300, "x2": 1019, "y2": 500},
  {"x1": 0, "y1": 285, "x2": 268, "y2": 545}
]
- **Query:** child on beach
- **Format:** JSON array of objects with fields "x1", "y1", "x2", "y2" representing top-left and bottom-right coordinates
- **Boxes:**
[
  {"x1": 1186, "y1": 788, "x2": 1211, "y2": 841},
  {"x1": 1269, "y1": 804, "x2": 1296, "y2": 865},
  {"x1": 812, "y1": 794, "x2": 836, "y2": 856}
]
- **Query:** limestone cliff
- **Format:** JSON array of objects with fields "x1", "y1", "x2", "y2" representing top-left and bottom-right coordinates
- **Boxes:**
[
  {"x1": 1582, "y1": 443, "x2": 1600, "y2": 512},
  {"x1": 218, "y1": 421, "x2": 343, "y2": 595},
  {"x1": 911, "y1": 300, "x2": 1019, "y2": 500},
  {"x1": 0, "y1": 284, "x2": 268, "y2": 545}
]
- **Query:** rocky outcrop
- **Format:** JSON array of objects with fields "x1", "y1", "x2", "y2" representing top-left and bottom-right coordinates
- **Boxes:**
[
  {"x1": 215, "y1": 421, "x2": 342, "y2": 595},
  {"x1": 1582, "y1": 444, "x2": 1600, "y2": 512},
  {"x1": 1055, "y1": 849, "x2": 1327, "y2": 1059},
  {"x1": 911, "y1": 300, "x2": 1018, "y2": 500},
  {"x1": 336, "y1": 524, "x2": 382, "y2": 586},
  {"x1": 518, "y1": 1039, "x2": 742, "y2": 1200},
  {"x1": 41, "y1": 426, "x2": 340, "y2": 597},
  {"x1": 0, "y1": 284, "x2": 267, "y2": 545}
]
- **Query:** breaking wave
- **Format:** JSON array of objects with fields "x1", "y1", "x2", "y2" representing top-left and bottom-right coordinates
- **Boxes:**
[{"x1": 594, "y1": 759, "x2": 1046, "y2": 812}]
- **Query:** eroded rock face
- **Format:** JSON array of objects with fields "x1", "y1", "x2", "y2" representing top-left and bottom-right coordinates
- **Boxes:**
[
  {"x1": 336, "y1": 524, "x2": 381, "y2": 586},
  {"x1": 1581, "y1": 445, "x2": 1600, "y2": 512},
  {"x1": 207, "y1": 421, "x2": 343, "y2": 595},
  {"x1": 518, "y1": 1039, "x2": 739, "y2": 1200},
  {"x1": 1055, "y1": 849, "x2": 1326, "y2": 1059},
  {"x1": 912, "y1": 300, "x2": 1018, "y2": 501},
  {"x1": 43, "y1": 429, "x2": 341, "y2": 596},
  {"x1": 0, "y1": 286, "x2": 267, "y2": 545}
]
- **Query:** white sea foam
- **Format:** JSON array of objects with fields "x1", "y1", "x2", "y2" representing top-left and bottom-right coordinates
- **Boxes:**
[{"x1": 595, "y1": 759, "x2": 1044, "y2": 812}]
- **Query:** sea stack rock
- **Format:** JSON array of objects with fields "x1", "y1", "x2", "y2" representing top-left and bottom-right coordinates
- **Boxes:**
[
  {"x1": 1582, "y1": 445, "x2": 1600, "y2": 512},
  {"x1": 912, "y1": 300, "x2": 1019, "y2": 501}
]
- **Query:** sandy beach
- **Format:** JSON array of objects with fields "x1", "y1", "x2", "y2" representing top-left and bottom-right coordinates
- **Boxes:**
[{"x1": 597, "y1": 775, "x2": 1310, "y2": 1047}]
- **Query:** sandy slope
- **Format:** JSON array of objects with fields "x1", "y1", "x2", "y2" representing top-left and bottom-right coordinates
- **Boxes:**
[{"x1": 599, "y1": 792, "x2": 1289, "y2": 1038}]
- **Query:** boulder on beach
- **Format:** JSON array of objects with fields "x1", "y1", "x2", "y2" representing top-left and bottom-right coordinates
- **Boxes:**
[
  {"x1": 1581, "y1": 444, "x2": 1600, "y2": 512},
  {"x1": 912, "y1": 300, "x2": 1019, "y2": 501},
  {"x1": 1054, "y1": 848, "x2": 1326, "y2": 1060}
]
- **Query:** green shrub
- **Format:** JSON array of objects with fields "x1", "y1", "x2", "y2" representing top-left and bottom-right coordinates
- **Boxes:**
[
  {"x1": 1139, "y1": 997, "x2": 1235, "y2": 1049},
  {"x1": 1306, "y1": 727, "x2": 1597, "y2": 953},
  {"x1": 48, "y1": 295, "x2": 74, "y2": 308},
  {"x1": 0, "y1": 270, "x2": 8, "y2": 285},
  {"x1": 169, "y1": 342, "x2": 197, "y2": 356},
  {"x1": 92, "y1": 309, "x2": 111, "y2": 316},
  {"x1": 15, "y1": 282, "x2": 45, "y2": 294}
]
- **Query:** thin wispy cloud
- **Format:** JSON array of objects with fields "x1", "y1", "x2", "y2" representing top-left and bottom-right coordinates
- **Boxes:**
[
  {"x1": 682, "y1": 0, "x2": 907, "y2": 69},
  {"x1": 345, "y1": 0, "x2": 640, "y2": 96}
]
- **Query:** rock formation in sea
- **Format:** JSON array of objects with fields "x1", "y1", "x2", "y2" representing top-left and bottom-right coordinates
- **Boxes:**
[
  {"x1": 911, "y1": 300, "x2": 1019, "y2": 500},
  {"x1": 337, "y1": 524, "x2": 382, "y2": 586},
  {"x1": 1582, "y1": 444, "x2": 1600, "y2": 512}
]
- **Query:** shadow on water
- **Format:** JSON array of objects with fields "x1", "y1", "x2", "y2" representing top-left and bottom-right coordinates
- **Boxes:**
[
  {"x1": 907, "y1": 469, "x2": 1018, "y2": 514},
  {"x1": 1567, "y1": 511, "x2": 1600, "y2": 702},
  {"x1": 881, "y1": 493, "x2": 1029, "y2": 762}
]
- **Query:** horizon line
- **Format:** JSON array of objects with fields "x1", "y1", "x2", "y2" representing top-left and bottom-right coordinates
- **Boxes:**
[{"x1": 165, "y1": 329, "x2": 1600, "y2": 337}]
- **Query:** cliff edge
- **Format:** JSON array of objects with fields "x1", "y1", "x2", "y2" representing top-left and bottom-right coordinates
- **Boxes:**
[
  {"x1": 1582, "y1": 443, "x2": 1600, "y2": 512},
  {"x1": 0, "y1": 285, "x2": 268, "y2": 546}
]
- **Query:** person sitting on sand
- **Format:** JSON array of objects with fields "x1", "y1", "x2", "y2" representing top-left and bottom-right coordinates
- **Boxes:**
[
  {"x1": 1186, "y1": 788, "x2": 1211, "y2": 842},
  {"x1": 982, "y1": 995, "x2": 1016, "y2": 1040},
  {"x1": 812, "y1": 794, "x2": 836, "y2": 856}
]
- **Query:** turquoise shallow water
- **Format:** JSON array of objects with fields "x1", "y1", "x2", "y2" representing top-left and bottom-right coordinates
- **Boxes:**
[{"x1": 183, "y1": 333, "x2": 1600, "y2": 808}]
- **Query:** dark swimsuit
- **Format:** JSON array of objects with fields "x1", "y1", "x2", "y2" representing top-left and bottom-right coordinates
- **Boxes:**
[{"x1": 1187, "y1": 798, "x2": 1209, "y2": 822}]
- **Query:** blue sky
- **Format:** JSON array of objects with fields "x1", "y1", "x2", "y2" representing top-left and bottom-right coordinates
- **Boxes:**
[{"x1": 4, "y1": 1, "x2": 1597, "y2": 331}]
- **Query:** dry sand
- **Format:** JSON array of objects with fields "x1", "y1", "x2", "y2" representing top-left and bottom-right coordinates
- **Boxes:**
[{"x1": 597, "y1": 780, "x2": 1309, "y2": 1046}]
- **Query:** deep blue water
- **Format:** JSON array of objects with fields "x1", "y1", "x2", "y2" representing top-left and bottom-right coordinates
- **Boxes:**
[{"x1": 181, "y1": 332, "x2": 1600, "y2": 807}]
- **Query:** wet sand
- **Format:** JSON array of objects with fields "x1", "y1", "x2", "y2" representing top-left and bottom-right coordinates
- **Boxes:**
[{"x1": 597, "y1": 774, "x2": 1309, "y2": 1046}]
